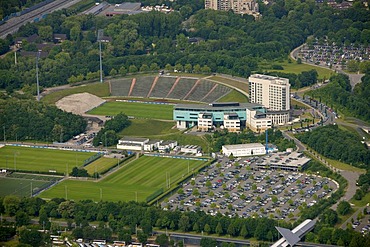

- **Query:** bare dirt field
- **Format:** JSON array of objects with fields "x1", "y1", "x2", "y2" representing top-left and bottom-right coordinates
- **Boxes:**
[{"x1": 55, "y1": 92, "x2": 106, "y2": 115}]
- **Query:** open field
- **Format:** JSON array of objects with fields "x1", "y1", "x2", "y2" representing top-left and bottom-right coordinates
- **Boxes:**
[
  {"x1": 42, "y1": 82, "x2": 110, "y2": 105},
  {"x1": 0, "y1": 177, "x2": 48, "y2": 197},
  {"x1": 0, "y1": 146, "x2": 94, "y2": 173},
  {"x1": 88, "y1": 101, "x2": 174, "y2": 120},
  {"x1": 119, "y1": 119, "x2": 178, "y2": 136},
  {"x1": 218, "y1": 89, "x2": 249, "y2": 103},
  {"x1": 39, "y1": 156, "x2": 207, "y2": 202},
  {"x1": 84, "y1": 157, "x2": 119, "y2": 175},
  {"x1": 263, "y1": 60, "x2": 334, "y2": 80},
  {"x1": 325, "y1": 158, "x2": 366, "y2": 173}
]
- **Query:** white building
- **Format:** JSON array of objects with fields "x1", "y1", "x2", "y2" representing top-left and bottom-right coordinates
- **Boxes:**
[
  {"x1": 222, "y1": 113, "x2": 241, "y2": 132},
  {"x1": 143, "y1": 140, "x2": 161, "y2": 152},
  {"x1": 205, "y1": 0, "x2": 259, "y2": 15},
  {"x1": 198, "y1": 113, "x2": 213, "y2": 131},
  {"x1": 116, "y1": 137, "x2": 149, "y2": 151},
  {"x1": 249, "y1": 74, "x2": 290, "y2": 125},
  {"x1": 246, "y1": 108, "x2": 272, "y2": 132},
  {"x1": 158, "y1": 140, "x2": 178, "y2": 152},
  {"x1": 181, "y1": 145, "x2": 202, "y2": 154},
  {"x1": 222, "y1": 143, "x2": 266, "y2": 157}
]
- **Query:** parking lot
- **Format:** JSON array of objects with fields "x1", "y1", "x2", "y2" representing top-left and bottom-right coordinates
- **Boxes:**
[{"x1": 162, "y1": 153, "x2": 337, "y2": 220}]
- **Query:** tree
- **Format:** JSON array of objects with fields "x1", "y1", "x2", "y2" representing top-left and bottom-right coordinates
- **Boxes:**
[
  {"x1": 204, "y1": 223, "x2": 211, "y2": 234},
  {"x1": 129, "y1": 65, "x2": 138, "y2": 73},
  {"x1": 109, "y1": 68, "x2": 117, "y2": 76},
  {"x1": 137, "y1": 231, "x2": 148, "y2": 244},
  {"x1": 119, "y1": 66, "x2": 127, "y2": 76},
  {"x1": 337, "y1": 201, "x2": 351, "y2": 215},
  {"x1": 155, "y1": 234, "x2": 169, "y2": 247},
  {"x1": 3, "y1": 195, "x2": 20, "y2": 216},
  {"x1": 200, "y1": 237, "x2": 217, "y2": 247},
  {"x1": 178, "y1": 215, "x2": 190, "y2": 232},
  {"x1": 240, "y1": 224, "x2": 248, "y2": 238},
  {"x1": 19, "y1": 227, "x2": 46, "y2": 247},
  {"x1": 216, "y1": 222, "x2": 223, "y2": 235},
  {"x1": 15, "y1": 211, "x2": 30, "y2": 227},
  {"x1": 38, "y1": 26, "x2": 53, "y2": 41}
]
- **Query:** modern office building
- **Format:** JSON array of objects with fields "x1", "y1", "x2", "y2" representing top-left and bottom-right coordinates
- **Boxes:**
[
  {"x1": 249, "y1": 74, "x2": 291, "y2": 125},
  {"x1": 173, "y1": 102, "x2": 271, "y2": 132},
  {"x1": 205, "y1": 0, "x2": 259, "y2": 15}
]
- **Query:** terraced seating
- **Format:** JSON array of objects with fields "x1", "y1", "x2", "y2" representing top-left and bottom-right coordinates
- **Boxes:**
[
  {"x1": 110, "y1": 78, "x2": 133, "y2": 96},
  {"x1": 130, "y1": 76, "x2": 155, "y2": 97},
  {"x1": 150, "y1": 77, "x2": 177, "y2": 98},
  {"x1": 201, "y1": 84, "x2": 232, "y2": 103},
  {"x1": 185, "y1": 80, "x2": 216, "y2": 101},
  {"x1": 167, "y1": 78, "x2": 197, "y2": 100}
]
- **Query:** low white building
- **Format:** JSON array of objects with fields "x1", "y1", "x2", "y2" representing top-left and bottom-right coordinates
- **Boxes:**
[
  {"x1": 116, "y1": 137, "x2": 149, "y2": 151},
  {"x1": 158, "y1": 140, "x2": 178, "y2": 152},
  {"x1": 222, "y1": 143, "x2": 266, "y2": 157},
  {"x1": 143, "y1": 140, "x2": 161, "y2": 151},
  {"x1": 181, "y1": 145, "x2": 201, "y2": 154}
]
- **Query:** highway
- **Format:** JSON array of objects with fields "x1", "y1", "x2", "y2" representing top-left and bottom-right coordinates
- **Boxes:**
[{"x1": 0, "y1": 0, "x2": 83, "y2": 39}]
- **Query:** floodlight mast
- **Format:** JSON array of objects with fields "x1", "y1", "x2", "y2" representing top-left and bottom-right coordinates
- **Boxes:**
[
  {"x1": 98, "y1": 29, "x2": 104, "y2": 83},
  {"x1": 36, "y1": 50, "x2": 41, "y2": 101}
]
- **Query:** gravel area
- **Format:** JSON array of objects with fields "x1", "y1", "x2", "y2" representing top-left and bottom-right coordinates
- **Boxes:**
[{"x1": 56, "y1": 93, "x2": 106, "y2": 115}]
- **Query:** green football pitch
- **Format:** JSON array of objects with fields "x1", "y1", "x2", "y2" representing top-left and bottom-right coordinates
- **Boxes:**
[
  {"x1": 87, "y1": 101, "x2": 174, "y2": 120},
  {"x1": 0, "y1": 177, "x2": 49, "y2": 197},
  {"x1": 0, "y1": 146, "x2": 95, "y2": 173},
  {"x1": 39, "y1": 156, "x2": 207, "y2": 202}
]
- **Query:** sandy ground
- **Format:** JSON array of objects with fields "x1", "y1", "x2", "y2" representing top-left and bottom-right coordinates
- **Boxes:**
[{"x1": 55, "y1": 92, "x2": 106, "y2": 115}]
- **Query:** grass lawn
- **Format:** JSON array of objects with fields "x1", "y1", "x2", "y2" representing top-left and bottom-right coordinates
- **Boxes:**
[
  {"x1": 39, "y1": 156, "x2": 206, "y2": 202},
  {"x1": 218, "y1": 90, "x2": 249, "y2": 103},
  {"x1": 88, "y1": 101, "x2": 174, "y2": 120},
  {"x1": 263, "y1": 60, "x2": 334, "y2": 80},
  {"x1": 325, "y1": 157, "x2": 366, "y2": 173},
  {"x1": 42, "y1": 82, "x2": 110, "y2": 104},
  {"x1": 0, "y1": 146, "x2": 94, "y2": 173},
  {"x1": 208, "y1": 76, "x2": 249, "y2": 92},
  {"x1": 84, "y1": 157, "x2": 119, "y2": 175},
  {"x1": 350, "y1": 192, "x2": 370, "y2": 207},
  {"x1": 0, "y1": 177, "x2": 48, "y2": 197},
  {"x1": 120, "y1": 119, "x2": 178, "y2": 136}
]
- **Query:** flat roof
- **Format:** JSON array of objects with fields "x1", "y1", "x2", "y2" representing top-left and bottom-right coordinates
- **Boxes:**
[
  {"x1": 114, "y1": 2, "x2": 141, "y2": 11},
  {"x1": 223, "y1": 143, "x2": 265, "y2": 150},
  {"x1": 174, "y1": 102, "x2": 263, "y2": 111},
  {"x1": 120, "y1": 137, "x2": 148, "y2": 142},
  {"x1": 249, "y1": 74, "x2": 290, "y2": 84}
]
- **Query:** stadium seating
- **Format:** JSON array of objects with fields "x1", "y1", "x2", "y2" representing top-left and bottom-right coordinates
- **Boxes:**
[
  {"x1": 110, "y1": 78, "x2": 133, "y2": 96},
  {"x1": 149, "y1": 76, "x2": 177, "y2": 98},
  {"x1": 185, "y1": 80, "x2": 216, "y2": 101},
  {"x1": 130, "y1": 76, "x2": 155, "y2": 97},
  {"x1": 201, "y1": 84, "x2": 232, "y2": 103},
  {"x1": 167, "y1": 78, "x2": 197, "y2": 100}
]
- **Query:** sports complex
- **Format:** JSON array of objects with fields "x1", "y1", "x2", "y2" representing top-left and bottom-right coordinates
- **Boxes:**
[{"x1": 1, "y1": 74, "x2": 250, "y2": 203}]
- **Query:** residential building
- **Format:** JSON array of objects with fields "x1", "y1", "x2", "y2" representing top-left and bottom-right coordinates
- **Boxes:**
[{"x1": 205, "y1": 0, "x2": 259, "y2": 15}]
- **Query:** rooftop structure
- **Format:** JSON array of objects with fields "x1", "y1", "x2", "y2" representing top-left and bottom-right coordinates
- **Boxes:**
[
  {"x1": 205, "y1": 0, "x2": 260, "y2": 16},
  {"x1": 272, "y1": 219, "x2": 316, "y2": 247},
  {"x1": 222, "y1": 143, "x2": 266, "y2": 157}
]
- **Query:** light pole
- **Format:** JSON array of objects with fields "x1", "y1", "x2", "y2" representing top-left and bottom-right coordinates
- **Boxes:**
[
  {"x1": 98, "y1": 29, "x2": 104, "y2": 83},
  {"x1": 36, "y1": 50, "x2": 41, "y2": 101},
  {"x1": 104, "y1": 131, "x2": 107, "y2": 151}
]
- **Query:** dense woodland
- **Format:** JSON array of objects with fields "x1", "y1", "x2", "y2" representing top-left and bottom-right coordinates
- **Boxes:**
[
  {"x1": 297, "y1": 125, "x2": 370, "y2": 168},
  {"x1": 0, "y1": 95, "x2": 86, "y2": 142},
  {"x1": 0, "y1": 1, "x2": 370, "y2": 92},
  {"x1": 309, "y1": 73, "x2": 370, "y2": 122}
]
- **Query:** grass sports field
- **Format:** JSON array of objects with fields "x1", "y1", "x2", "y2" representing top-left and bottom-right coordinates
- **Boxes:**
[
  {"x1": 84, "y1": 157, "x2": 119, "y2": 175},
  {"x1": 0, "y1": 146, "x2": 94, "y2": 173},
  {"x1": 39, "y1": 156, "x2": 207, "y2": 202},
  {"x1": 0, "y1": 177, "x2": 48, "y2": 197},
  {"x1": 88, "y1": 101, "x2": 174, "y2": 120},
  {"x1": 119, "y1": 119, "x2": 178, "y2": 136}
]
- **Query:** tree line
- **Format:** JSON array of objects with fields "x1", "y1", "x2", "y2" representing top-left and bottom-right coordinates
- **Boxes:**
[
  {"x1": 309, "y1": 73, "x2": 370, "y2": 122},
  {"x1": 297, "y1": 125, "x2": 370, "y2": 168},
  {"x1": 1, "y1": 2, "x2": 370, "y2": 92},
  {"x1": 0, "y1": 95, "x2": 87, "y2": 142}
]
